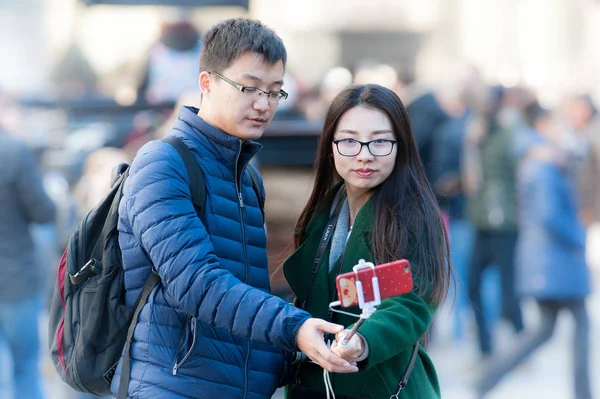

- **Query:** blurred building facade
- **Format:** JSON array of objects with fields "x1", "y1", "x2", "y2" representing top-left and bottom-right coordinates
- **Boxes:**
[{"x1": 2, "y1": 0, "x2": 600, "y2": 105}]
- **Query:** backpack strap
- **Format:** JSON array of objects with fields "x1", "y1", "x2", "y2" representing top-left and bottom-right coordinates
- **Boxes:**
[
  {"x1": 117, "y1": 271, "x2": 160, "y2": 399},
  {"x1": 247, "y1": 164, "x2": 265, "y2": 222},
  {"x1": 161, "y1": 135, "x2": 206, "y2": 216},
  {"x1": 164, "y1": 134, "x2": 265, "y2": 222},
  {"x1": 85, "y1": 165, "x2": 130, "y2": 270}
]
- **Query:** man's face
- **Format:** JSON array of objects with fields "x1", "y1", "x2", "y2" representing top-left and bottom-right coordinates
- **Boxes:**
[{"x1": 201, "y1": 51, "x2": 285, "y2": 140}]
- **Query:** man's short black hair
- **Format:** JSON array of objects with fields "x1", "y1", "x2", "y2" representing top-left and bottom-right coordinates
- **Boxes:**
[{"x1": 199, "y1": 18, "x2": 286, "y2": 73}]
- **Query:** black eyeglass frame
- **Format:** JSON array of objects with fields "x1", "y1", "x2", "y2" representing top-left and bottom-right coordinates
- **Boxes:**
[
  {"x1": 332, "y1": 139, "x2": 398, "y2": 157},
  {"x1": 209, "y1": 71, "x2": 288, "y2": 101}
]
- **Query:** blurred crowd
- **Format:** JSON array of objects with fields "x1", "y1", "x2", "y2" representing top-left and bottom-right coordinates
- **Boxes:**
[{"x1": 1, "y1": 19, "x2": 599, "y2": 398}]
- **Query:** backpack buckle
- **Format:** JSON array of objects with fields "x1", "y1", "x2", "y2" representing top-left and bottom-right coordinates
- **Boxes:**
[{"x1": 69, "y1": 258, "x2": 102, "y2": 285}]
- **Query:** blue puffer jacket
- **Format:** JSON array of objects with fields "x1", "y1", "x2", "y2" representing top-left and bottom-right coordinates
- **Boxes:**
[
  {"x1": 516, "y1": 138, "x2": 591, "y2": 300},
  {"x1": 111, "y1": 106, "x2": 311, "y2": 399}
]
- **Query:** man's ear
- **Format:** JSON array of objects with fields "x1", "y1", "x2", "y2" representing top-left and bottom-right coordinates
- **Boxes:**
[{"x1": 199, "y1": 71, "x2": 211, "y2": 94}]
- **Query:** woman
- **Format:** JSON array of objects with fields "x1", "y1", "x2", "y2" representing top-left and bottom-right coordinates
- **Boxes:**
[{"x1": 283, "y1": 84, "x2": 452, "y2": 399}]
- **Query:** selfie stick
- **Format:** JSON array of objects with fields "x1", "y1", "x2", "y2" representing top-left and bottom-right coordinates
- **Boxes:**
[{"x1": 339, "y1": 259, "x2": 381, "y2": 347}]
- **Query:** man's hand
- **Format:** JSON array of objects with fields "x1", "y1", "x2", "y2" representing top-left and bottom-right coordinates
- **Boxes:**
[
  {"x1": 296, "y1": 319, "x2": 359, "y2": 373},
  {"x1": 331, "y1": 331, "x2": 365, "y2": 362}
]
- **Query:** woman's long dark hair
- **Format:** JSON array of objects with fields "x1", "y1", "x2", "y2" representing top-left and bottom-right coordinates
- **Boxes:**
[{"x1": 295, "y1": 84, "x2": 452, "y2": 305}]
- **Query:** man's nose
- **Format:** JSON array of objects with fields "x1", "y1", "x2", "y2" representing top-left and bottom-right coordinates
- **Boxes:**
[{"x1": 253, "y1": 93, "x2": 270, "y2": 112}]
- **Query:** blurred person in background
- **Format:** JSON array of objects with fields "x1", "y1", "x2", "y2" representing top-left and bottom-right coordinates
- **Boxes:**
[
  {"x1": 320, "y1": 67, "x2": 354, "y2": 112},
  {"x1": 50, "y1": 42, "x2": 98, "y2": 99},
  {"x1": 296, "y1": 67, "x2": 353, "y2": 122},
  {"x1": 0, "y1": 92, "x2": 57, "y2": 399},
  {"x1": 272, "y1": 73, "x2": 304, "y2": 121},
  {"x1": 476, "y1": 102, "x2": 592, "y2": 399},
  {"x1": 72, "y1": 147, "x2": 130, "y2": 217},
  {"x1": 137, "y1": 10, "x2": 202, "y2": 105},
  {"x1": 429, "y1": 82, "x2": 474, "y2": 341},
  {"x1": 297, "y1": 86, "x2": 326, "y2": 122},
  {"x1": 565, "y1": 94, "x2": 600, "y2": 277},
  {"x1": 353, "y1": 59, "x2": 398, "y2": 91},
  {"x1": 560, "y1": 94, "x2": 597, "y2": 164},
  {"x1": 392, "y1": 67, "x2": 418, "y2": 105},
  {"x1": 405, "y1": 72, "x2": 485, "y2": 344},
  {"x1": 578, "y1": 101, "x2": 600, "y2": 276},
  {"x1": 153, "y1": 90, "x2": 203, "y2": 141},
  {"x1": 462, "y1": 85, "x2": 524, "y2": 359},
  {"x1": 406, "y1": 85, "x2": 452, "y2": 186}
]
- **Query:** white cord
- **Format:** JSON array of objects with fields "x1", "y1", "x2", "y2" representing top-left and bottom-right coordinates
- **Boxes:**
[
  {"x1": 322, "y1": 301, "x2": 363, "y2": 398},
  {"x1": 323, "y1": 339, "x2": 336, "y2": 399},
  {"x1": 328, "y1": 301, "x2": 362, "y2": 319},
  {"x1": 323, "y1": 368, "x2": 336, "y2": 399},
  {"x1": 323, "y1": 301, "x2": 360, "y2": 399}
]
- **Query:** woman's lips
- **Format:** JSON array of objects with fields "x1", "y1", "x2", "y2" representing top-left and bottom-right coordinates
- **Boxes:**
[{"x1": 354, "y1": 169, "x2": 375, "y2": 178}]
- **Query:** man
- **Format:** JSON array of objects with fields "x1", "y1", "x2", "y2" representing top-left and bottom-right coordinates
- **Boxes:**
[
  {"x1": 112, "y1": 18, "x2": 357, "y2": 399},
  {"x1": 0, "y1": 92, "x2": 57, "y2": 398}
]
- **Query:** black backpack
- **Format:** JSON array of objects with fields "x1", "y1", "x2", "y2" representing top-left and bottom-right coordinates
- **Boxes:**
[{"x1": 48, "y1": 135, "x2": 264, "y2": 397}]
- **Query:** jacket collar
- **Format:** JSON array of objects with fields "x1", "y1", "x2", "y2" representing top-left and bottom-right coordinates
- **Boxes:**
[{"x1": 176, "y1": 106, "x2": 262, "y2": 168}]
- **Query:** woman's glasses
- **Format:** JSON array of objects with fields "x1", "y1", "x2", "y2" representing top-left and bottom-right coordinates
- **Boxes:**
[{"x1": 333, "y1": 139, "x2": 397, "y2": 157}]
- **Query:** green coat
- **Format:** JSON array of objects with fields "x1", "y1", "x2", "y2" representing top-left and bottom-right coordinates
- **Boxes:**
[
  {"x1": 466, "y1": 124, "x2": 519, "y2": 231},
  {"x1": 283, "y1": 193, "x2": 441, "y2": 399}
]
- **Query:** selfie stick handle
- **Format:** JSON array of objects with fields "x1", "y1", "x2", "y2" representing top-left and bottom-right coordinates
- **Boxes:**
[
  {"x1": 340, "y1": 259, "x2": 381, "y2": 347},
  {"x1": 340, "y1": 317, "x2": 365, "y2": 346}
]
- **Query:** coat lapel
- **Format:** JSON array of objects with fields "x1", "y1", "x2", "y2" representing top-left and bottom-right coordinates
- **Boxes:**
[{"x1": 284, "y1": 190, "x2": 376, "y2": 310}]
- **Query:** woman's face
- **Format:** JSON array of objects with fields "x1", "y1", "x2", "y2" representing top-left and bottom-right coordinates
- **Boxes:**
[{"x1": 332, "y1": 105, "x2": 397, "y2": 197}]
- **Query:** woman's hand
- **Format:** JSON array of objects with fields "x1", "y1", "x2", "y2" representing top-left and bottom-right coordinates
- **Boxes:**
[{"x1": 331, "y1": 330, "x2": 365, "y2": 362}]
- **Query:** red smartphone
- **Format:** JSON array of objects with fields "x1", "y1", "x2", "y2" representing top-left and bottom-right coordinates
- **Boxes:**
[{"x1": 335, "y1": 259, "x2": 413, "y2": 308}]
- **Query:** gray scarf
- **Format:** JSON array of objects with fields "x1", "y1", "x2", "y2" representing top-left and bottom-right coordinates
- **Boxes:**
[{"x1": 329, "y1": 188, "x2": 352, "y2": 271}]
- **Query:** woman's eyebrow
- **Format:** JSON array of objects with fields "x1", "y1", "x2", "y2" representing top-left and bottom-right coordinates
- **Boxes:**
[
  {"x1": 372, "y1": 130, "x2": 394, "y2": 135},
  {"x1": 337, "y1": 129, "x2": 393, "y2": 135}
]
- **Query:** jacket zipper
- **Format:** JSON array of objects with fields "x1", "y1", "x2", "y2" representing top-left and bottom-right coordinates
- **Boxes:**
[
  {"x1": 234, "y1": 145, "x2": 251, "y2": 399},
  {"x1": 172, "y1": 316, "x2": 197, "y2": 375},
  {"x1": 234, "y1": 147, "x2": 250, "y2": 284}
]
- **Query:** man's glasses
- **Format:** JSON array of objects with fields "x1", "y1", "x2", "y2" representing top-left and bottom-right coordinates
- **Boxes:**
[
  {"x1": 333, "y1": 138, "x2": 397, "y2": 157},
  {"x1": 209, "y1": 71, "x2": 288, "y2": 102}
]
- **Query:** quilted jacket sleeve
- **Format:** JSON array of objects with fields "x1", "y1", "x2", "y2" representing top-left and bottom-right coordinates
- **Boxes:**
[{"x1": 124, "y1": 142, "x2": 311, "y2": 353}]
